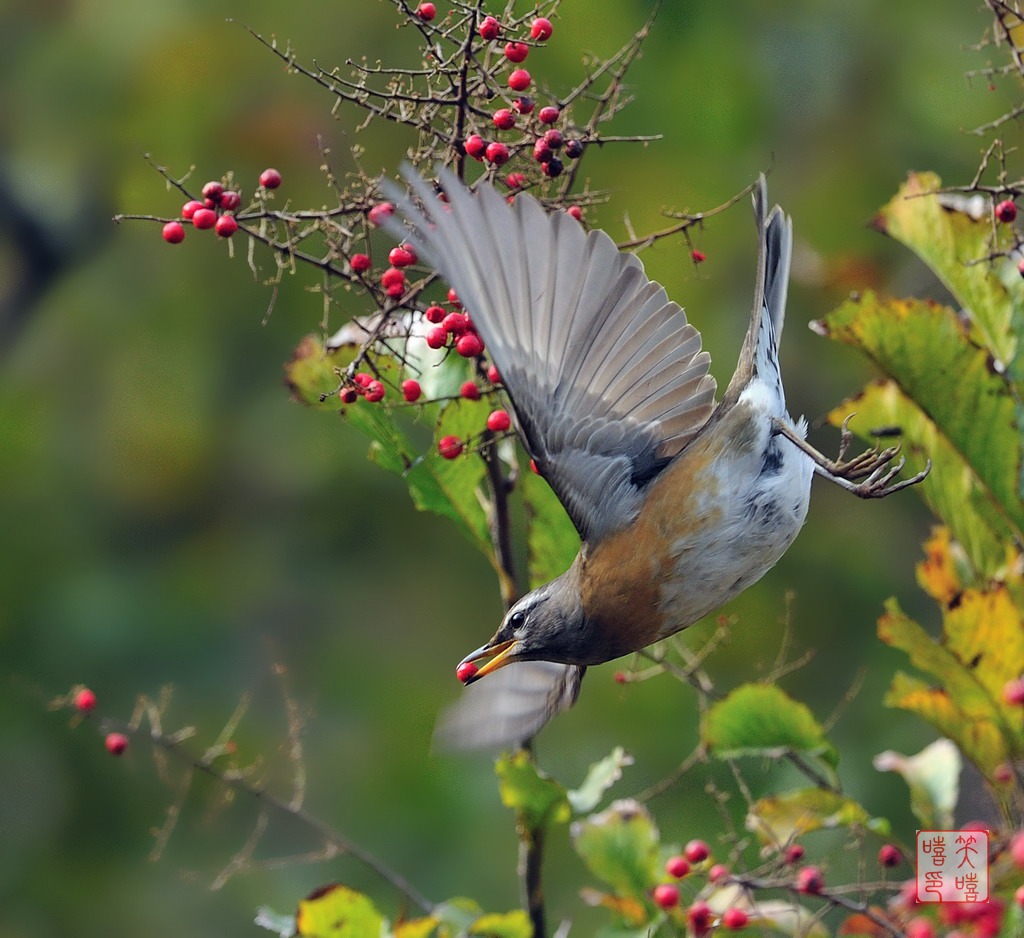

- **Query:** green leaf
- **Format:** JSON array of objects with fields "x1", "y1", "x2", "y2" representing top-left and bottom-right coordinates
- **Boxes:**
[
  {"x1": 568, "y1": 747, "x2": 634, "y2": 815},
  {"x1": 495, "y1": 749, "x2": 570, "y2": 832},
  {"x1": 874, "y1": 738, "x2": 961, "y2": 829},
  {"x1": 702, "y1": 684, "x2": 838, "y2": 769},
  {"x1": 295, "y1": 884, "x2": 385, "y2": 938},
  {"x1": 745, "y1": 788, "x2": 875, "y2": 847},
  {"x1": 522, "y1": 465, "x2": 580, "y2": 589},
  {"x1": 468, "y1": 910, "x2": 532, "y2": 938},
  {"x1": 571, "y1": 799, "x2": 660, "y2": 906}
]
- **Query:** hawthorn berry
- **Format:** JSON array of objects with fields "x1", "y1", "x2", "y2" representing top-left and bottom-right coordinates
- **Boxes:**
[
  {"x1": 530, "y1": 458, "x2": 540, "y2": 474},
  {"x1": 505, "y1": 172, "x2": 526, "y2": 189},
  {"x1": 612, "y1": 670, "x2": 628, "y2": 683},
  {"x1": 456, "y1": 661, "x2": 478, "y2": 682},
  {"x1": 664, "y1": 855, "x2": 690, "y2": 878},
  {"x1": 565, "y1": 138, "x2": 584, "y2": 159},
  {"x1": 442, "y1": 312, "x2": 469, "y2": 334},
  {"x1": 543, "y1": 128, "x2": 564, "y2": 149},
  {"x1": 368, "y1": 202, "x2": 395, "y2": 226},
  {"x1": 513, "y1": 95, "x2": 535, "y2": 115},
  {"x1": 388, "y1": 245, "x2": 416, "y2": 267},
  {"x1": 485, "y1": 142, "x2": 510, "y2": 165},
  {"x1": 783, "y1": 843, "x2": 805, "y2": 864},
  {"x1": 538, "y1": 105, "x2": 560, "y2": 124},
  {"x1": 438, "y1": 435, "x2": 464, "y2": 459},
  {"x1": 486, "y1": 364, "x2": 501, "y2": 384},
  {"x1": 1009, "y1": 830, "x2": 1024, "y2": 868},
  {"x1": 688, "y1": 901, "x2": 712, "y2": 936},
  {"x1": 487, "y1": 409, "x2": 511, "y2": 432},
  {"x1": 162, "y1": 221, "x2": 186, "y2": 244},
  {"x1": 684, "y1": 839, "x2": 710, "y2": 863},
  {"x1": 191, "y1": 208, "x2": 217, "y2": 230},
  {"x1": 692, "y1": 249, "x2": 707, "y2": 264},
  {"x1": 542, "y1": 157, "x2": 564, "y2": 178},
  {"x1": 996, "y1": 199, "x2": 1018, "y2": 223},
  {"x1": 652, "y1": 883, "x2": 679, "y2": 910},
  {"x1": 447, "y1": 287, "x2": 461, "y2": 306},
  {"x1": 416, "y1": 2, "x2": 436, "y2": 20},
  {"x1": 504, "y1": 41, "x2": 529, "y2": 63},
  {"x1": 259, "y1": 168, "x2": 282, "y2": 189},
  {"x1": 530, "y1": 16, "x2": 553, "y2": 40},
  {"x1": 181, "y1": 199, "x2": 204, "y2": 219},
  {"x1": 879, "y1": 844, "x2": 902, "y2": 868},
  {"x1": 464, "y1": 134, "x2": 487, "y2": 159},
  {"x1": 353, "y1": 373, "x2": 373, "y2": 388},
  {"x1": 905, "y1": 917, "x2": 936, "y2": 938},
  {"x1": 74, "y1": 688, "x2": 97, "y2": 713},
  {"x1": 508, "y1": 68, "x2": 531, "y2": 92},
  {"x1": 566, "y1": 205, "x2": 583, "y2": 221},
  {"x1": 351, "y1": 253, "x2": 372, "y2": 274},
  {"x1": 401, "y1": 379, "x2": 422, "y2": 402},
  {"x1": 424, "y1": 305, "x2": 446, "y2": 323},
  {"x1": 364, "y1": 380, "x2": 385, "y2": 403},
  {"x1": 1016, "y1": 885, "x2": 1024, "y2": 909},
  {"x1": 493, "y1": 108, "x2": 516, "y2": 130},
  {"x1": 105, "y1": 732, "x2": 129, "y2": 756},
  {"x1": 215, "y1": 214, "x2": 238, "y2": 238},
  {"x1": 202, "y1": 180, "x2": 224, "y2": 203},
  {"x1": 456, "y1": 333, "x2": 484, "y2": 358},
  {"x1": 339, "y1": 387, "x2": 358, "y2": 404},
  {"x1": 460, "y1": 380, "x2": 481, "y2": 400},
  {"x1": 478, "y1": 15, "x2": 500, "y2": 40},
  {"x1": 1003, "y1": 677, "x2": 1024, "y2": 704},
  {"x1": 795, "y1": 865, "x2": 824, "y2": 895},
  {"x1": 721, "y1": 908, "x2": 748, "y2": 930},
  {"x1": 709, "y1": 863, "x2": 730, "y2": 883},
  {"x1": 533, "y1": 139, "x2": 553, "y2": 163},
  {"x1": 381, "y1": 267, "x2": 406, "y2": 297},
  {"x1": 425, "y1": 326, "x2": 448, "y2": 349},
  {"x1": 219, "y1": 190, "x2": 241, "y2": 211}
]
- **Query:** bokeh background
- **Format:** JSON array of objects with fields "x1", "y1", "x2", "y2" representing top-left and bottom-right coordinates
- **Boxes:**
[{"x1": 0, "y1": 1, "x2": 1007, "y2": 935}]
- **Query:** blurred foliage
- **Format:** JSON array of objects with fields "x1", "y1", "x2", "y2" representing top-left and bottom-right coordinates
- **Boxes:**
[{"x1": 0, "y1": 1, "x2": 1015, "y2": 937}]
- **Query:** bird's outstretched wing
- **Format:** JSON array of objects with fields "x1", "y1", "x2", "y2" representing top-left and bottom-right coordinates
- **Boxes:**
[
  {"x1": 386, "y1": 167, "x2": 716, "y2": 544},
  {"x1": 433, "y1": 661, "x2": 584, "y2": 750}
]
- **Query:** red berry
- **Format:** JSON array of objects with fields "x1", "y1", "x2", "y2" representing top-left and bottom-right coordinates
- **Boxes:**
[
  {"x1": 878, "y1": 844, "x2": 902, "y2": 868},
  {"x1": 530, "y1": 16, "x2": 553, "y2": 41},
  {"x1": 709, "y1": 863, "x2": 730, "y2": 883},
  {"x1": 364, "y1": 380, "x2": 385, "y2": 403},
  {"x1": 485, "y1": 142, "x2": 510, "y2": 165},
  {"x1": 447, "y1": 287, "x2": 461, "y2": 306},
  {"x1": 566, "y1": 206, "x2": 582, "y2": 221},
  {"x1": 219, "y1": 191, "x2": 241, "y2": 211},
  {"x1": 353, "y1": 372, "x2": 373, "y2": 388},
  {"x1": 542, "y1": 156, "x2": 564, "y2": 178},
  {"x1": 381, "y1": 267, "x2": 406, "y2": 289},
  {"x1": 538, "y1": 105, "x2": 560, "y2": 124},
  {"x1": 508, "y1": 69, "x2": 531, "y2": 92},
  {"x1": 203, "y1": 197, "x2": 217, "y2": 209},
  {"x1": 202, "y1": 180, "x2": 224, "y2": 203},
  {"x1": 401, "y1": 379, "x2": 422, "y2": 402},
  {"x1": 652, "y1": 883, "x2": 679, "y2": 910},
  {"x1": 513, "y1": 95, "x2": 535, "y2": 115},
  {"x1": 425, "y1": 326, "x2": 448, "y2": 349},
  {"x1": 424, "y1": 305, "x2": 446, "y2": 323},
  {"x1": 784, "y1": 843, "x2": 805, "y2": 864},
  {"x1": 339, "y1": 387, "x2": 358, "y2": 404},
  {"x1": 905, "y1": 917, "x2": 935, "y2": 938},
  {"x1": 795, "y1": 865, "x2": 824, "y2": 895},
  {"x1": 487, "y1": 409, "x2": 511, "y2": 432},
  {"x1": 486, "y1": 364, "x2": 501, "y2": 384},
  {"x1": 215, "y1": 214, "x2": 238, "y2": 238},
  {"x1": 388, "y1": 245, "x2": 416, "y2": 267},
  {"x1": 721, "y1": 908, "x2": 748, "y2": 930},
  {"x1": 162, "y1": 221, "x2": 186, "y2": 244},
  {"x1": 493, "y1": 108, "x2": 516, "y2": 130},
  {"x1": 688, "y1": 901, "x2": 712, "y2": 936},
  {"x1": 368, "y1": 202, "x2": 394, "y2": 226},
  {"x1": 530, "y1": 458, "x2": 540, "y2": 474},
  {"x1": 1003, "y1": 677, "x2": 1024, "y2": 704},
  {"x1": 460, "y1": 380, "x2": 481, "y2": 400},
  {"x1": 1009, "y1": 830, "x2": 1024, "y2": 867},
  {"x1": 1018, "y1": 258, "x2": 1024, "y2": 279},
  {"x1": 456, "y1": 333, "x2": 484, "y2": 358},
  {"x1": 532, "y1": 139, "x2": 553, "y2": 163},
  {"x1": 416, "y1": 2, "x2": 436, "y2": 20},
  {"x1": 456, "y1": 660, "x2": 478, "y2": 683},
  {"x1": 181, "y1": 200, "x2": 204, "y2": 219},
  {"x1": 504, "y1": 41, "x2": 529, "y2": 63},
  {"x1": 259, "y1": 168, "x2": 282, "y2": 190},
  {"x1": 994, "y1": 762, "x2": 1014, "y2": 783},
  {"x1": 351, "y1": 253, "x2": 372, "y2": 274},
  {"x1": 478, "y1": 15, "x2": 500, "y2": 40},
  {"x1": 191, "y1": 208, "x2": 217, "y2": 230},
  {"x1": 438, "y1": 435, "x2": 463, "y2": 459},
  {"x1": 692, "y1": 249, "x2": 707, "y2": 264},
  {"x1": 684, "y1": 839, "x2": 710, "y2": 863},
  {"x1": 105, "y1": 732, "x2": 129, "y2": 756},
  {"x1": 996, "y1": 199, "x2": 1017, "y2": 223},
  {"x1": 613, "y1": 670, "x2": 628, "y2": 684},
  {"x1": 505, "y1": 172, "x2": 526, "y2": 189},
  {"x1": 1016, "y1": 885, "x2": 1024, "y2": 909},
  {"x1": 442, "y1": 312, "x2": 469, "y2": 334},
  {"x1": 543, "y1": 128, "x2": 564, "y2": 149},
  {"x1": 665, "y1": 856, "x2": 690, "y2": 879},
  {"x1": 73, "y1": 688, "x2": 97, "y2": 712},
  {"x1": 565, "y1": 138, "x2": 584, "y2": 159},
  {"x1": 464, "y1": 134, "x2": 487, "y2": 159}
]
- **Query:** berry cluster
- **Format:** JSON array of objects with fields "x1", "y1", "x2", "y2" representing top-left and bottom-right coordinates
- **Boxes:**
[
  {"x1": 67, "y1": 686, "x2": 130, "y2": 756},
  {"x1": 161, "y1": 168, "x2": 281, "y2": 245}
]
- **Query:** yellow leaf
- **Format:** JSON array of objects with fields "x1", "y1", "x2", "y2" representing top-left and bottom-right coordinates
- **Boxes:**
[{"x1": 916, "y1": 527, "x2": 963, "y2": 606}]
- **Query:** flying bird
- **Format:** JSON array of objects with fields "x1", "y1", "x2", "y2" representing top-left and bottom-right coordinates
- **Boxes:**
[{"x1": 386, "y1": 168, "x2": 927, "y2": 749}]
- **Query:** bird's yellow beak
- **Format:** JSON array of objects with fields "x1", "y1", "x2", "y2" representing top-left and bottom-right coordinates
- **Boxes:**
[{"x1": 456, "y1": 638, "x2": 522, "y2": 684}]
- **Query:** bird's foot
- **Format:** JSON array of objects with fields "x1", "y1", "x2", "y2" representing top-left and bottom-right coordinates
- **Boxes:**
[{"x1": 773, "y1": 415, "x2": 931, "y2": 499}]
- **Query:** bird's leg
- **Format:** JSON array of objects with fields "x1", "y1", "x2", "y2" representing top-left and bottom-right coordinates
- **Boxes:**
[{"x1": 772, "y1": 415, "x2": 931, "y2": 499}]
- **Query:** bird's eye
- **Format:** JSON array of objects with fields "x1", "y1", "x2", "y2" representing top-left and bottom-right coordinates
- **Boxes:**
[{"x1": 508, "y1": 610, "x2": 527, "y2": 630}]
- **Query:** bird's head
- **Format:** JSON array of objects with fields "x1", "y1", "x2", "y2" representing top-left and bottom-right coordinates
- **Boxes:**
[{"x1": 456, "y1": 570, "x2": 586, "y2": 684}]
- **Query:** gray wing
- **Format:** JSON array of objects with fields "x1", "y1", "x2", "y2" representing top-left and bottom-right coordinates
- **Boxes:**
[
  {"x1": 385, "y1": 167, "x2": 716, "y2": 544},
  {"x1": 433, "y1": 662, "x2": 584, "y2": 751}
]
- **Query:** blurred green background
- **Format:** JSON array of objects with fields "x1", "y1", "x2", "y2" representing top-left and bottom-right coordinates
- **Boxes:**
[{"x1": 0, "y1": 1, "x2": 1007, "y2": 935}]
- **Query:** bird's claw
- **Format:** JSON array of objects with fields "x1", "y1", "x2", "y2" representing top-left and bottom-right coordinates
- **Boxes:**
[{"x1": 773, "y1": 415, "x2": 931, "y2": 499}]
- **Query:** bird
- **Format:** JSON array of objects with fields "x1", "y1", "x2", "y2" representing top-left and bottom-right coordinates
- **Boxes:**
[{"x1": 385, "y1": 167, "x2": 928, "y2": 750}]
